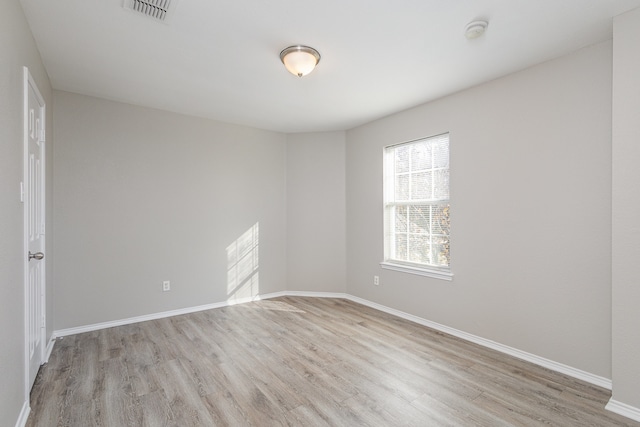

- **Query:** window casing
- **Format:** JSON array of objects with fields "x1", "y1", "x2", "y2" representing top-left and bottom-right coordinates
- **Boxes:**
[{"x1": 383, "y1": 133, "x2": 451, "y2": 279}]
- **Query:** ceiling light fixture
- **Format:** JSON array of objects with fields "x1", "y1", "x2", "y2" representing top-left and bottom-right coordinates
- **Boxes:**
[
  {"x1": 279, "y1": 45, "x2": 321, "y2": 77},
  {"x1": 464, "y1": 20, "x2": 488, "y2": 39}
]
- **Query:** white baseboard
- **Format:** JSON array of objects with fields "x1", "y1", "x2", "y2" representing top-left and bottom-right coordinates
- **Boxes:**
[
  {"x1": 284, "y1": 291, "x2": 348, "y2": 299},
  {"x1": 14, "y1": 400, "x2": 30, "y2": 427},
  {"x1": 53, "y1": 292, "x2": 290, "y2": 338},
  {"x1": 44, "y1": 336, "x2": 55, "y2": 363},
  {"x1": 606, "y1": 399, "x2": 640, "y2": 422},
  {"x1": 52, "y1": 290, "x2": 611, "y2": 392},
  {"x1": 54, "y1": 302, "x2": 225, "y2": 337}
]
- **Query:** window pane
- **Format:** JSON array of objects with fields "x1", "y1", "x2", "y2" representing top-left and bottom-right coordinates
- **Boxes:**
[
  {"x1": 432, "y1": 235, "x2": 450, "y2": 267},
  {"x1": 395, "y1": 206, "x2": 407, "y2": 232},
  {"x1": 395, "y1": 174, "x2": 409, "y2": 201},
  {"x1": 411, "y1": 171, "x2": 432, "y2": 200},
  {"x1": 395, "y1": 145, "x2": 410, "y2": 173},
  {"x1": 431, "y1": 204, "x2": 450, "y2": 236},
  {"x1": 433, "y1": 169, "x2": 449, "y2": 200},
  {"x1": 409, "y1": 235, "x2": 430, "y2": 264},
  {"x1": 409, "y1": 205, "x2": 430, "y2": 234},
  {"x1": 395, "y1": 234, "x2": 407, "y2": 261},
  {"x1": 411, "y1": 143, "x2": 431, "y2": 171},
  {"x1": 432, "y1": 140, "x2": 449, "y2": 168}
]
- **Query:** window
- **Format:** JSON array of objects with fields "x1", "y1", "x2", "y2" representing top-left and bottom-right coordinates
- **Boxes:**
[{"x1": 382, "y1": 133, "x2": 452, "y2": 280}]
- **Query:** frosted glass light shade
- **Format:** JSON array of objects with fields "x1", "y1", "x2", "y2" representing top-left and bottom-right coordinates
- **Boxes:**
[{"x1": 280, "y1": 46, "x2": 321, "y2": 77}]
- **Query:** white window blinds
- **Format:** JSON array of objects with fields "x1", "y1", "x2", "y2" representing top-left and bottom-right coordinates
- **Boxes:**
[{"x1": 384, "y1": 133, "x2": 450, "y2": 271}]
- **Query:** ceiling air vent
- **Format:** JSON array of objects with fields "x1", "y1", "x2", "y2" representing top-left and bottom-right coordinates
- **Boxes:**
[{"x1": 124, "y1": 0, "x2": 175, "y2": 22}]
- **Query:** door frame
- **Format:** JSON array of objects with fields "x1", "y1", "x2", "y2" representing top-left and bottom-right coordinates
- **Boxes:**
[{"x1": 23, "y1": 66, "x2": 47, "y2": 399}]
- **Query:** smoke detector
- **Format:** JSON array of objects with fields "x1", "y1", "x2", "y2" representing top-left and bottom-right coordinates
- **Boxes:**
[
  {"x1": 124, "y1": 0, "x2": 178, "y2": 23},
  {"x1": 464, "y1": 20, "x2": 488, "y2": 39}
]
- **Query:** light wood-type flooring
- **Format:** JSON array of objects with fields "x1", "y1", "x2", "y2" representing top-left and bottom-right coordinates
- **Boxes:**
[{"x1": 26, "y1": 297, "x2": 639, "y2": 426}]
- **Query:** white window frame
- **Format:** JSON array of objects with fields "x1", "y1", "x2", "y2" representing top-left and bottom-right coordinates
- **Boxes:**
[{"x1": 381, "y1": 133, "x2": 453, "y2": 281}]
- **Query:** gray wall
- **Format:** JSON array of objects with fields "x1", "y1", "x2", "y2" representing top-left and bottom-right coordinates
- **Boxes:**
[
  {"x1": 346, "y1": 41, "x2": 613, "y2": 378},
  {"x1": 612, "y1": 7, "x2": 640, "y2": 409},
  {"x1": 53, "y1": 91, "x2": 287, "y2": 329},
  {"x1": 0, "y1": 0, "x2": 53, "y2": 423},
  {"x1": 286, "y1": 132, "x2": 346, "y2": 293}
]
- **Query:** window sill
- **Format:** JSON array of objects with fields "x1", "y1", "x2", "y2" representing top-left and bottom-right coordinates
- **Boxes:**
[{"x1": 380, "y1": 262, "x2": 453, "y2": 281}]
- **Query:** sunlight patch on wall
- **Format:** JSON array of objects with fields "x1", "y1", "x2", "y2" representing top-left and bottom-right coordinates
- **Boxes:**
[{"x1": 226, "y1": 223, "x2": 259, "y2": 302}]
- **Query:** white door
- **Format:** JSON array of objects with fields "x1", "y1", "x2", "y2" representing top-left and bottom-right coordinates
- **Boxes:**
[{"x1": 24, "y1": 67, "x2": 46, "y2": 391}]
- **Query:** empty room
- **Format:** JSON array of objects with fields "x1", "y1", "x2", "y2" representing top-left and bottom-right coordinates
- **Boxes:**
[{"x1": 2, "y1": 0, "x2": 640, "y2": 425}]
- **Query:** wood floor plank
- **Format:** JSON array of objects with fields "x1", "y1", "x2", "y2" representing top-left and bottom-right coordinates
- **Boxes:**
[
  {"x1": 100, "y1": 357, "x2": 141, "y2": 426},
  {"x1": 135, "y1": 390, "x2": 176, "y2": 427},
  {"x1": 201, "y1": 391, "x2": 252, "y2": 426},
  {"x1": 24, "y1": 379, "x2": 67, "y2": 427},
  {"x1": 150, "y1": 359, "x2": 217, "y2": 426},
  {"x1": 27, "y1": 297, "x2": 640, "y2": 427},
  {"x1": 285, "y1": 403, "x2": 334, "y2": 427},
  {"x1": 64, "y1": 398, "x2": 104, "y2": 427},
  {"x1": 64, "y1": 335, "x2": 104, "y2": 406},
  {"x1": 410, "y1": 392, "x2": 478, "y2": 427},
  {"x1": 212, "y1": 361, "x2": 288, "y2": 426},
  {"x1": 97, "y1": 327, "x2": 124, "y2": 362}
]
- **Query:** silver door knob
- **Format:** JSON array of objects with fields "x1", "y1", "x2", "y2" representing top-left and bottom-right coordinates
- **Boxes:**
[{"x1": 29, "y1": 251, "x2": 44, "y2": 261}]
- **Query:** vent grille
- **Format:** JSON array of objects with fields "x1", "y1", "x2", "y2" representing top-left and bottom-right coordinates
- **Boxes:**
[{"x1": 127, "y1": 0, "x2": 171, "y2": 21}]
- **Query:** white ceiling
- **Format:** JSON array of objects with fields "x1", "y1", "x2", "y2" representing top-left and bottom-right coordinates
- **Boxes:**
[{"x1": 20, "y1": 0, "x2": 640, "y2": 133}]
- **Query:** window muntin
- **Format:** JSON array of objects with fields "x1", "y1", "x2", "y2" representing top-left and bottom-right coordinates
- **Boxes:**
[{"x1": 384, "y1": 133, "x2": 450, "y2": 272}]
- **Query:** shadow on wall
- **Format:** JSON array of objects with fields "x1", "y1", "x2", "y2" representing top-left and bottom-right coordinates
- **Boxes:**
[{"x1": 226, "y1": 222, "x2": 259, "y2": 302}]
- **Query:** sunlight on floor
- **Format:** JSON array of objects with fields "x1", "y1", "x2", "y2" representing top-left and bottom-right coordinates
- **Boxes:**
[{"x1": 250, "y1": 300, "x2": 306, "y2": 313}]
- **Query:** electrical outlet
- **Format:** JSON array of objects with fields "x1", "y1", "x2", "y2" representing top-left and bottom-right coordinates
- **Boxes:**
[
  {"x1": 163, "y1": 280, "x2": 171, "y2": 292},
  {"x1": 374, "y1": 275, "x2": 379, "y2": 286}
]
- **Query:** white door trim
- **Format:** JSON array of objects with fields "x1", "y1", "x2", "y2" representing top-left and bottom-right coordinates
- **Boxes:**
[{"x1": 23, "y1": 66, "x2": 46, "y2": 402}]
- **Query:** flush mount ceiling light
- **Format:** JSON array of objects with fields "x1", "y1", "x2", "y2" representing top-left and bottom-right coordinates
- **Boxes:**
[
  {"x1": 464, "y1": 20, "x2": 488, "y2": 39},
  {"x1": 279, "y1": 45, "x2": 321, "y2": 77}
]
